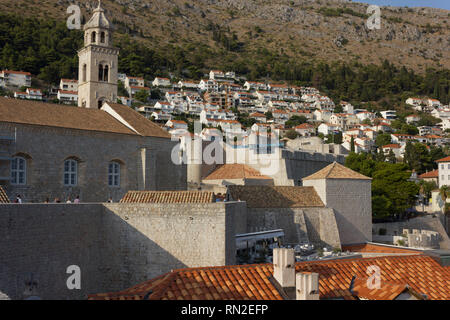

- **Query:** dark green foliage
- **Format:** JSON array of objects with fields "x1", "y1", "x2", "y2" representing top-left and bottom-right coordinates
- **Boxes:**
[
  {"x1": 325, "y1": 131, "x2": 342, "y2": 144},
  {"x1": 265, "y1": 111, "x2": 273, "y2": 120},
  {"x1": 318, "y1": 7, "x2": 368, "y2": 18},
  {"x1": 417, "y1": 114, "x2": 441, "y2": 127},
  {"x1": 403, "y1": 142, "x2": 433, "y2": 174},
  {"x1": 0, "y1": 13, "x2": 83, "y2": 84},
  {"x1": 345, "y1": 152, "x2": 420, "y2": 218},
  {"x1": 284, "y1": 129, "x2": 298, "y2": 139},
  {"x1": 134, "y1": 89, "x2": 149, "y2": 103},
  {"x1": 284, "y1": 115, "x2": 307, "y2": 128}
]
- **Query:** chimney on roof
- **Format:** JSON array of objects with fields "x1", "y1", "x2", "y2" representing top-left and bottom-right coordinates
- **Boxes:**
[
  {"x1": 296, "y1": 272, "x2": 320, "y2": 300},
  {"x1": 273, "y1": 248, "x2": 295, "y2": 288}
]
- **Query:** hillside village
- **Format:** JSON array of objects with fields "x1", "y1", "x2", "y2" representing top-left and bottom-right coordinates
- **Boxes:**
[
  {"x1": 1, "y1": 67, "x2": 449, "y2": 161},
  {"x1": 0, "y1": 1, "x2": 449, "y2": 302}
]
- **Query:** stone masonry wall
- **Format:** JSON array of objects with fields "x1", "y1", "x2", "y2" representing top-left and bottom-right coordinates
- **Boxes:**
[
  {"x1": 0, "y1": 123, "x2": 186, "y2": 203},
  {"x1": 246, "y1": 207, "x2": 341, "y2": 248},
  {"x1": 304, "y1": 179, "x2": 372, "y2": 245},
  {"x1": 0, "y1": 202, "x2": 244, "y2": 300}
]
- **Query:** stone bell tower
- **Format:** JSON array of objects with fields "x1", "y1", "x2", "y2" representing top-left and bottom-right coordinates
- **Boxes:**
[{"x1": 78, "y1": 1, "x2": 119, "y2": 108}]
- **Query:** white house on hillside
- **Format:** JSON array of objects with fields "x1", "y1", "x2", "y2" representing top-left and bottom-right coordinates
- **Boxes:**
[
  {"x1": 437, "y1": 156, "x2": 450, "y2": 188},
  {"x1": 0, "y1": 70, "x2": 31, "y2": 87},
  {"x1": 152, "y1": 77, "x2": 171, "y2": 87}
]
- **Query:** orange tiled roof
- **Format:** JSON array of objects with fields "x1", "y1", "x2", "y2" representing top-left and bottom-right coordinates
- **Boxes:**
[
  {"x1": 227, "y1": 186, "x2": 324, "y2": 208},
  {"x1": 0, "y1": 186, "x2": 10, "y2": 203},
  {"x1": 2, "y1": 70, "x2": 31, "y2": 75},
  {"x1": 120, "y1": 191, "x2": 215, "y2": 203},
  {"x1": 342, "y1": 243, "x2": 423, "y2": 254},
  {"x1": 436, "y1": 156, "x2": 450, "y2": 163},
  {"x1": 88, "y1": 254, "x2": 450, "y2": 300},
  {"x1": 0, "y1": 97, "x2": 136, "y2": 136},
  {"x1": 204, "y1": 164, "x2": 272, "y2": 181},
  {"x1": 303, "y1": 162, "x2": 371, "y2": 181},
  {"x1": 351, "y1": 277, "x2": 424, "y2": 300},
  {"x1": 418, "y1": 169, "x2": 439, "y2": 179},
  {"x1": 58, "y1": 90, "x2": 78, "y2": 95},
  {"x1": 295, "y1": 123, "x2": 314, "y2": 129},
  {"x1": 382, "y1": 144, "x2": 400, "y2": 149}
]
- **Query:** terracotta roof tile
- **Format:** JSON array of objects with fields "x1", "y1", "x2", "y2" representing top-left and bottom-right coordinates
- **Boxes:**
[
  {"x1": 106, "y1": 103, "x2": 171, "y2": 138},
  {"x1": 0, "y1": 97, "x2": 136, "y2": 135},
  {"x1": 204, "y1": 164, "x2": 272, "y2": 181},
  {"x1": 342, "y1": 243, "x2": 423, "y2": 254},
  {"x1": 227, "y1": 186, "x2": 324, "y2": 208},
  {"x1": 303, "y1": 162, "x2": 371, "y2": 180},
  {"x1": 382, "y1": 144, "x2": 401, "y2": 149},
  {"x1": 436, "y1": 156, "x2": 450, "y2": 163},
  {"x1": 418, "y1": 169, "x2": 439, "y2": 179},
  {"x1": 0, "y1": 186, "x2": 10, "y2": 203},
  {"x1": 120, "y1": 191, "x2": 215, "y2": 203},
  {"x1": 88, "y1": 255, "x2": 450, "y2": 300}
]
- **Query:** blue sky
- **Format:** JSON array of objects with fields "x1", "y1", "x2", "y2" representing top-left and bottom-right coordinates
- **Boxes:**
[{"x1": 357, "y1": 1, "x2": 450, "y2": 10}]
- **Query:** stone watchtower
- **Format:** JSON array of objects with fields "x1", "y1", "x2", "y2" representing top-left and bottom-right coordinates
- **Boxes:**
[
  {"x1": 78, "y1": 1, "x2": 119, "y2": 109},
  {"x1": 302, "y1": 162, "x2": 372, "y2": 245}
]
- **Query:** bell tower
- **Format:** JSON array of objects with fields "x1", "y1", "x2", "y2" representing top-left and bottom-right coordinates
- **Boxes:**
[{"x1": 78, "y1": 1, "x2": 119, "y2": 108}]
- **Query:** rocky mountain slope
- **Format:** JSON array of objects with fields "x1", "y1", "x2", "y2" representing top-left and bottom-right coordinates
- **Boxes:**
[{"x1": 1, "y1": 0, "x2": 449, "y2": 72}]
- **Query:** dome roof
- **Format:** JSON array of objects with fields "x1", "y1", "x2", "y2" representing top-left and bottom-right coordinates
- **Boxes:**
[{"x1": 84, "y1": 1, "x2": 111, "y2": 30}]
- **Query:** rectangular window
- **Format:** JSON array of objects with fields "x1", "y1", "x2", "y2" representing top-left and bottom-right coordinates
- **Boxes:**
[
  {"x1": 108, "y1": 162, "x2": 120, "y2": 187},
  {"x1": 11, "y1": 157, "x2": 26, "y2": 185},
  {"x1": 64, "y1": 159, "x2": 77, "y2": 186}
]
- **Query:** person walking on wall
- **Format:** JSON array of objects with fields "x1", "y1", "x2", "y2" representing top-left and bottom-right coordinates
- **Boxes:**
[{"x1": 15, "y1": 194, "x2": 22, "y2": 203}]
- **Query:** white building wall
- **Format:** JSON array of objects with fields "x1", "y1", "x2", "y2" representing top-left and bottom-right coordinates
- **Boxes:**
[{"x1": 438, "y1": 161, "x2": 450, "y2": 188}]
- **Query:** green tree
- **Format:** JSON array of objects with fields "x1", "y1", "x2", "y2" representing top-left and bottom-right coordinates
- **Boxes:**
[
  {"x1": 134, "y1": 89, "x2": 149, "y2": 102},
  {"x1": 387, "y1": 149, "x2": 397, "y2": 163},
  {"x1": 371, "y1": 163, "x2": 420, "y2": 218},
  {"x1": 350, "y1": 136, "x2": 355, "y2": 152},
  {"x1": 403, "y1": 142, "x2": 433, "y2": 174},
  {"x1": 285, "y1": 115, "x2": 307, "y2": 129},
  {"x1": 345, "y1": 153, "x2": 420, "y2": 218},
  {"x1": 399, "y1": 124, "x2": 419, "y2": 135},
  {"x1": 375, "y1": 133, "x2": 392, "y2": 148},
  {"x1": 284, "y1": 129, "x2": 298, "y2": 139},
  {"x1": 419, "y1": 180, "x2": 437, "y2": 204},
  {"x1": 361, "y1": 118, "x2": 372, "y2": 126}
]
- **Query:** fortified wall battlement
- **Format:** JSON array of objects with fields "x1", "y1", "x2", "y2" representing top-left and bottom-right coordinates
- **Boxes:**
[
  {"x1": 0, "y1": 202, "x2": 246, "y2": 300},
  {"x1": 373, "y1": 216, "x2": 450, "y2": 250},
  {"x1": 403, "y1": 229, "x2": 440, "y2": 249}
]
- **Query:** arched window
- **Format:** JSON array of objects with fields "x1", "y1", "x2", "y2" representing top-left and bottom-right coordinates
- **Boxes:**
[
  {"x1": 11, "y1": 157, "x2": 26, "y2": 185},
  {"x1": 64, "y1": 159, "x2": 78, "y2": 186},
  {"x1": 82, "y1": 64, "x2": 87, "y2": 82},
  {"x1": 103, "y1": 65, "x2": 109, "y2": 82},
  {"x1": 91, "y1": 31, "x2": 96, "y2": 43},
  {"x1": 100, "y1": 32, "x2": 106, "y2": 43},
  {"x1": 108, "y1": 161, "x2": 120, "y2": 187},
  {"x1": 98, "y1": 64, "x2": 104, "y2": 82}
]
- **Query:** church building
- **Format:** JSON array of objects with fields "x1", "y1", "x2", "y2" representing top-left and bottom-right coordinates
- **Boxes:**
[{"x1": 0, "y1": 2, "x2": 186, "y2": 202}]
